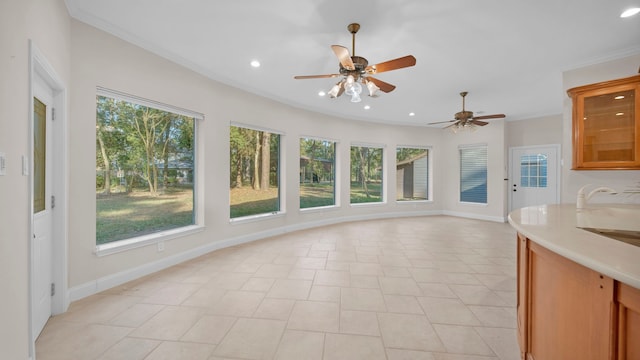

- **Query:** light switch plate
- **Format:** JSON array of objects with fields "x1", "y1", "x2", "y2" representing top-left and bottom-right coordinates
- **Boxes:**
[
  {"x1": 0, "y1": 152, "x2": 6, "y2": 176},
  {"x1": 22, "y1": 155, "x2": 29, "y2": 176}
]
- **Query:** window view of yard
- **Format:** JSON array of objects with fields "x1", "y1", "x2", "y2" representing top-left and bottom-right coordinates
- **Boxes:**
[
  {"x1": 396, "y1": 147, "x2": 429, "y2": 201},
  {"x1": 229, "y1": 126, "x2": 280, "y2": 218},
  {"x1": 300, "y1": 138, "x2": 335, "y2": 209},
  {"x1": 350, "y1": 145, "x2": 383, "y2": 204},
  {"x1": 95, "y1": 94, "x2": 195, "y2": 245}
]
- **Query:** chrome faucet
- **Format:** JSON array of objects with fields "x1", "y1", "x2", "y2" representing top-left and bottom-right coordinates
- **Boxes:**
[{"x1": 576, "y1": 184, "x2": 618, "y2": 209}]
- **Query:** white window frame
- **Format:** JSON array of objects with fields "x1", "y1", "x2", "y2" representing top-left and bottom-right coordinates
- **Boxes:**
[
  {"x1": 459, "y1": 143, "x2": 488, "y2": 205},
  {"x1": 95, "y1": 87, "x2": 204, "y2": 256},
  {"x1": 395, "y1": 145, "x2": 432, "y2": 203},
  {"x1": 349, "y1": 142, "x2": 386, "y2": 206},
  {"x1": 229, "y1": 122, "x2": 285, "y2": 223},
  {"x1": 299, "y1": 135, "x2": 339, "y2": 212}
]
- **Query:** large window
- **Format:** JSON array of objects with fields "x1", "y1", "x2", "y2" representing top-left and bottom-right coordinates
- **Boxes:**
[
  {"x1": 460, "y1": 145, "x2": 487, "y2": 204},
  {"x1": 96, "y1": 90, "x2": 197, "y2": 245},
  {"x1": 350, "y1": 145, "x2": 383, "y2": 204},
  {"x1": 230, "y1": 125, "x2": 280, "y2": 219},
  {"x1": 396, "y1": 147, "x2": 429, "y2": 201},
  {"x1": 300, "y1": 138, "x2": 336, "y2": 209}
]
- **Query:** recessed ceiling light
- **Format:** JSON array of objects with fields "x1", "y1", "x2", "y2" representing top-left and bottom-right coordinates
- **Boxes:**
[
  {"x1": 621, "y1": 7, "x2": 640, "y2": 18},
  {"x1": 318, "y1": 91, "x2": 326, "y2": 97},
  {"x1": 250, "y1": 60, "x2": 261, "y2": 68},
  {"x1": 614, "y1": 95, "x2": 625, "y2": 100},
  {"x1": 364, "y1": 105, "x2": 371, "y2": 110},
  {"x1": 409, "y1": 112, "x2": 415, "y2": 117}
]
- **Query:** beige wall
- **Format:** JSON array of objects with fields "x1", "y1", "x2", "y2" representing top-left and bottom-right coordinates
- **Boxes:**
[
  {"x1": 68, "y1": 20, "x2": 449, "y2": 290},
  {"x1": 441, "y1": 120, "x2": 508, "y2": 220},
  {"x1": 506, "y1": 114, "x2": 562, "y2": 148},
  {"x1": 0, "y1": 0, "x2": 71, "y2": 358},
  {"x1": 3, "y1": 1, "x2": 637, "y2": 357},
  {"x1": 561, "y1": 54, "x2": 640, "y2": 204}
]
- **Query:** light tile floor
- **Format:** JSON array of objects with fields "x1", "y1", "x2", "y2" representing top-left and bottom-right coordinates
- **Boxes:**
[{"x1": 36, "y1": 216, "x2": 520, "y2": 360}]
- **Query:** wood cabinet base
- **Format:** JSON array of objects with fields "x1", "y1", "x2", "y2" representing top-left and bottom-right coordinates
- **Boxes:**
[{"x1": 517, "y1": 233, "x2": 640, "y2": 360}]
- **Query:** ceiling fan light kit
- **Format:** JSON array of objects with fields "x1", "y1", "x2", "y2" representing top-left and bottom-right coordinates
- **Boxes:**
[{"x1": 294, "y1": 23, "x2": 416, "y2": 102}]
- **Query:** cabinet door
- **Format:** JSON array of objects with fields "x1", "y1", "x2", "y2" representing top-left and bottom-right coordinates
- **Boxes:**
[
  {"x1": 516, "y1": 234, "x2": 528, "y2": 360},
  {"x1": 616, "y1": 283, "x2": 640, "y2": 359},
  {"x1": 527, "y1": 242, "x2": 614, "y2": 359},
  {"x1": 569, "y1": 75, "x2": 640, "y2": 169}
]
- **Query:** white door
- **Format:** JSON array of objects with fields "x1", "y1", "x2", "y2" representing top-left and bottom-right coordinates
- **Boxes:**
[
  {"x1": 33, "y1": 73, "x2": 54, "y2": 337},
  {"x1": 510, "y1": 145, "x2": 560, "y2": 211}
]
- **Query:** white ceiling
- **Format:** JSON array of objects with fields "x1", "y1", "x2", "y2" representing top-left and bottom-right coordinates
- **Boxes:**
[{"x1": 65, "y1": 0, "x2": 640, "y2": 126}]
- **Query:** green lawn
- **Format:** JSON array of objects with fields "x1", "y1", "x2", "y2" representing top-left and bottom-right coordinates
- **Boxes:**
[
  {"x1": 350, "y1": 181, "x2": 382, "y2": 203},
  {"x1": 96, "y1": 187, "x2": 193, "y2": 244},
  {"x1": 98, "y1": 182, "x2": 382, "y2": 244},
  {"x1": 300, "y1": 183, "x2": 335, "y2": 209},
  {"x1": 230, "y1": 186, "x2": 280, "y2": 218},
  {"x1": 230, "y1": 183, "x2": 337, "y2": 218}
]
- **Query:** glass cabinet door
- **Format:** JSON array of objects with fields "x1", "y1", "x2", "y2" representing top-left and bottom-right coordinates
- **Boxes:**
[
  {"x1": 582, "y1": 88, "x2": 635, "y2": 162},
  {"x1": 568, "y1": 75, "x2": 640, "y2": 169}
]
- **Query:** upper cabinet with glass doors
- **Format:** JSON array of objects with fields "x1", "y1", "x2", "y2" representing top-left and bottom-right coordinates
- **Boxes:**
[{"x1": 567, "y1": 74, "x2": 640, "y2": 169}]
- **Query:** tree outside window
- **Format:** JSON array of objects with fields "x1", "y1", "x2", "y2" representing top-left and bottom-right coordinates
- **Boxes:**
[
  {"x1": 300, "y1": 138, "x2": 336, "y2": 209},
  {"x1": 229, "y1": 125, "x2": 280, "y2": 218},
  {"x1": 95, "y1": 94, "x2": 196, "y2": 245},
  {"x1": 350, "y1": 145, "x2": 383, "y2": 204}
]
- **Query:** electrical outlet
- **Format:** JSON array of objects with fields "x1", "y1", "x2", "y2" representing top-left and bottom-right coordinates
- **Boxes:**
[{"x1": 157, "y1": 241, "x2": 164, "y2": 252}]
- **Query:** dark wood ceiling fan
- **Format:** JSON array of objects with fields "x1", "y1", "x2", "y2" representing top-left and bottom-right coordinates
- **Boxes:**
[
  {"x1": 428, "y1": 91, "x2": 505, "y2": 129},
  {"x1": 294, "y1": 23, "x2": 416, "y2": 102}
]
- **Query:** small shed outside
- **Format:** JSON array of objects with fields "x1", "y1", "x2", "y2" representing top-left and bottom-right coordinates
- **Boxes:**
[{"x1": 396, "y1": 152, "x2": 428, "y2": 200}]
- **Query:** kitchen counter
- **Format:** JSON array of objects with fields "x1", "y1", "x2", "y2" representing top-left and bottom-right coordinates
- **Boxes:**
[{"x1": 508, "y1": 203, "x2": 640, "y2": 289}]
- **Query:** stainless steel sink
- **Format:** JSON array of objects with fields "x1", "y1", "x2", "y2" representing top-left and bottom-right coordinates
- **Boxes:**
[{"x1": 580, "y1": 228, "x2": 640, "y2": 247}]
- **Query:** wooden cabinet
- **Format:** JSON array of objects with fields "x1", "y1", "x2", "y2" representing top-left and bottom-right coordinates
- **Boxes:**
[
  {"x1": 517, "y1": 234, "x2": 640, "y2": 360},
  {"x1": 516, "y1": 234, "x2": 528, "y2": 358},
  {"x1": 567, "y1": 75, "x2": 640, "y2": 170},
  {"x1": 616, "y1": 283, "x2": 640, "y2": 359}
]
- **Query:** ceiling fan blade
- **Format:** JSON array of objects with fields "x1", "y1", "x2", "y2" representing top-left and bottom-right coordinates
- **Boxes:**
[
  {"x1": 470, "y1": 120, "x2": 489, "y2": 126},
  {"x1": 472, "y1": 114, "x2": 506, "y2": 120},
  {"x1": 427, "y1": 119, "x2": 456, "y2": 125},
  {"x1": 367, "y1": 77, "x2": 396, "y2": 93},
  {"x1": 331, "y1": 45, "x2": 355, "y2": 71},
  {"x1": 443, "y1": 122, "x2": 459, "y2": 129},
  {"x1": 294, "y1": 74, "x2": 341, "y2": 80},
  {"x1": 365, "y1": 55, "x2": 416, "y2": 74}
]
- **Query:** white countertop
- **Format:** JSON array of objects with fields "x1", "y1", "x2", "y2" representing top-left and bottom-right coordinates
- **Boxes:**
[{"x1": 508, "y1": 204, "x2": 640, "y2": 289}]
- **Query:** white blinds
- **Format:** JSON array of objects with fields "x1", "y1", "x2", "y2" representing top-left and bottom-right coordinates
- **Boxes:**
[{"x1": 459, "y1": 145, "x2": 487, "y2": 204}]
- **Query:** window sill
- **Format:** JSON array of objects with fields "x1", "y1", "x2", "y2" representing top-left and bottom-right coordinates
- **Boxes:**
[
  {"x1": 230, "y1": 211, "x2": 285, "y2": 225},
  {"x1": 396, "y1": 199, "x2": 433, "y2": 204},
  {"x1": 300, "y1": 205, "x2": 340, "y2": 214},
  {"x1": 350, "y1": 201, "x2": 386, "y2": 207},
  {"x1": 459, "y1": 201, "x2": 488, "y2": 207},
  {"x1": 95, "y1": 225, "x2": 205, "y2": 257}
]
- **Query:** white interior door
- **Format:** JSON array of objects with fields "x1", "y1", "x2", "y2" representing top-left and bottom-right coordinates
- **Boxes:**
[
  {"x1": 33, "y1": 73, "x2": 54, "y2": 338},
  {"x1": 510, "y1": 145, "x2": 560, "y2": 211}
]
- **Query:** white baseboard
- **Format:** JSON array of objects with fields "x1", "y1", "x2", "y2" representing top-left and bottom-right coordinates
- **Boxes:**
[
  {"x1": 441, "y1": 210, "x2": 506, "y2": 223},
  {"x1": 68, "y1": 209, "x2": 443, "y2": 302}
]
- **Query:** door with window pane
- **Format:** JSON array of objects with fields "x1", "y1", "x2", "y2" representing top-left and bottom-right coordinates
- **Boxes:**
[
  {"x1": 510, "y1": 146, "x2": 559, "y2": 211},
  {"x1": 33, "y1": 91, "x2": 53, "y2": 338}
]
